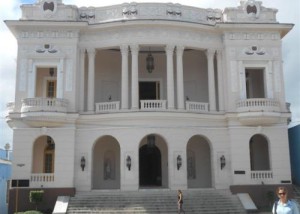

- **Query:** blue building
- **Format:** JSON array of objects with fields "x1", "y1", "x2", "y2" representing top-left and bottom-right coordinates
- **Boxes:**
[
  {"x1": 0, "y1": 148, "x2": 12, "y2": 214},
  {"x1": 288, "y1": 124, "x2": 300, "y2": 185}
]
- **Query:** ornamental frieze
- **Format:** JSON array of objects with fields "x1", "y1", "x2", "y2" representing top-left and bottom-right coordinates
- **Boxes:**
[
  {"x1": 20, "y1": 30, "x2": 79, "y2": 39},
  {"x1": 225, "y1": 32, "x2": 280, "y2": 40}
]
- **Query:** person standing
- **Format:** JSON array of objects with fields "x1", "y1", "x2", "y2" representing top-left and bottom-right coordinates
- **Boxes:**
[
  {"x1": 272, "y1": 186, "x2": 300, "y2": 214},
  {"x1": 177, "y1": 189, "x2": 185, "y2": 214}
]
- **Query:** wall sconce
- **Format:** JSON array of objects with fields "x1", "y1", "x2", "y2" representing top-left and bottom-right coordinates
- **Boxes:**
[
  {"x1": 49, "y1": 68, "x2": 55, "y2": 77},
  {"x1": 220, "y1": 155, "x2": 226, "y2": 170},
  {"x1": 126, "y1": 156, "x2": 131, "y2": 171},
  {"x1": 177, "y1": 155, "x2": 182, "y2": 170},
  {"x1": 80, "y1": 156, "x2": 86, "y2": 171}
]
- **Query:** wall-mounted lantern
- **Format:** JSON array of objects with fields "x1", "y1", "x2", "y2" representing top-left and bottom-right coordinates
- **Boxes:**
[
  {"x1": 177, "y1": 155, "x2": 182, "y2": 170},
  {"x1": 80, "y1": 156, "x2": 86, "y2": 171},
  {"x1": 220, "y1": 155, "x2": 226, "y2": 170},
  {"x1": 126, "y1": 156, "x2": 131, "y2": 171}
]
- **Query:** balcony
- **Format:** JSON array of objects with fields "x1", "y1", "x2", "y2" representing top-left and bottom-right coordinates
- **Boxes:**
[
  {"x1": 94, "y1": 100, "x2": 209, "y2": 113},
  {"x1": 236, "y1": 98, "x2": 281, "y2": 125},
  {"x1": 20, "y1": 98, "x2": 69, "y2": 127}
]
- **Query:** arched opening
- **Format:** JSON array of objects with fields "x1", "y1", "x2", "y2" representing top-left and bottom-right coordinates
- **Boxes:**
[
  {"x1": 139, "y1": 134, "x2": 168, "y2": 188},
  {"x1": 250, "y1": 134, "x2": 270, "y2": 170},
  {"x1": 32, "y1": 135, "x2": 55, "y2": 174},
  {"x1": 187, "y1": 135, "x2": 212, "y2": 188},
  {"x1": 139, "y1": 144, "x2": 161, "y2": 186},
  {"x1": 92, "y1": 136, "x2": 120, "y2": 189}
]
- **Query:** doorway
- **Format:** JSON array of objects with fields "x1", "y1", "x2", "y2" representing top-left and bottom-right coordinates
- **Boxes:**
[
  {"x1": 139, "y1": 144, "x2": 162, "y2": 187},
  {"x1": 139, "y1": 81, "x2": 160, "y2": 100}
]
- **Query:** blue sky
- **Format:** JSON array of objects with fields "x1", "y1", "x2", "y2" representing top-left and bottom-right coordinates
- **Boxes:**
[{"x1": 0, "y1": 0, "x2": 299, "y2": 150}]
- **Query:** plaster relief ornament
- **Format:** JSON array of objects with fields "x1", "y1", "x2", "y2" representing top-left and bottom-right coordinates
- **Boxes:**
[
  {"x1": 243, "y1": 0, "x2": 261, "y2": 19},
  {"x1": 40, "y1": 0, "x2": 58, "y2": 18},
  {"x1": 36, "y1": 44, "x2": 58, "y2": 54},
  {"x1": 244, "y1": 46, "x2": 265, "y2": 55}
]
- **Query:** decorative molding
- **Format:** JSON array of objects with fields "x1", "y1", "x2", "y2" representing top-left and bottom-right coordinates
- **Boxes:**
[
  {"x1": 20, "y1": 30, "x2": 79, "y2": 39},
  {"x1": 40, "y1": 0, "x2": 58, "y2": 18},
  {"x1": 244, "y1": 46, "x2": 265, "y2": 55},
  {"x1": 36, "y1": 44, "x2": 58, "y2": 54},
  {"x1": 225, "y1": 32, "x2": 280, "y2": 41}
]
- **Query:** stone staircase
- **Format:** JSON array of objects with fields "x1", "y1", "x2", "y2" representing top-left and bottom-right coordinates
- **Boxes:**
[{"x1": 67, "y1": 189, "x2": 247, "y2": 214}]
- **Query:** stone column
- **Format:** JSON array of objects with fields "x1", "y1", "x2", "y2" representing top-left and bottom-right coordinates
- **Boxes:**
[
  {"x1": 130, "y1": 44, "x2": 139, "y2": 110},
  {"x1": 87, "y1": 48, "x2": 96, "y2": 112},
  {"x1": 165, "y1": 44, "x2": 175, "y2": 109},
  {"x1": 176, "y1": 46, "x2": 185, "y2": 110},
  {"x1": 206, "y1": 49, "x2": 216, "y2": 111},
  {"x1": 216, "y1": 50, "x2": 224, "y2": 111},
  {"x1": 121, "y1": 45, "x2": 129, "y2": 110},
  {"x1": 79, "y1": 48, "x2": 85, "y2": 112}
]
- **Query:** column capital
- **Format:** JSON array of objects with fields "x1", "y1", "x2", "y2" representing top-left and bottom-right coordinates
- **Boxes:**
[
  {"x1": 165, "y1": 44, "x2": 175, "y2": 54},
  {"x1": 79, "y1": 48, "x2": 86, "y2": 54},
  {"x1": 205, "y1": 49, "x2": 216, "y2": 58},
  {"x1": 86, "y1": 48, "x2": 96, "y2": 56},
  {"x1": 130, "y1": 44, "x2": 139, "y2": 54},
  {"x1": 120, "y1": 44, "x2": 129, "y2": 54},
  {"x1": 176, "y1": 45, "x2": 185, "y2": 55}
]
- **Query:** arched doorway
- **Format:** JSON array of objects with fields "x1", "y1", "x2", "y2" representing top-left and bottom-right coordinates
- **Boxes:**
[
  {"x1": 139, "y1": 134, "x2": 168, "y2": 188},
  {"x1": 250, "y1": 134, "x2": 270, "y2": 170},
  {"x1": 139, "y1": 144, "x2": 161, "y2": 186},
  {"x1": 187, "y1": 135, "x2": 212, "y2": 188},
  {"x1": 92, "y1": 136, "x2": 120, "y2": 189}
]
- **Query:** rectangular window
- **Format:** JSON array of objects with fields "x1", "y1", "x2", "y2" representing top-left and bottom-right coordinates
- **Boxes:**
[
  {"x1": 47, "y1": 80, "x2": 56, "y2": 98},
  {"x1": 44, "y1": 153, "x2": 53, "y2": 173},
  {"x1": 245, "y1": 68, "x2": 265, "y2": 98}
]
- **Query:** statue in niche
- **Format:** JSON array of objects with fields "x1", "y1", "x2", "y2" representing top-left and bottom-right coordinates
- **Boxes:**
[
  {"x1": 104, "y1": 157, "x2": 115, "y2": 180},
  {"x1": 104, "y1": 159, "x2": 111, "y2": 180},
  {"x1": 187, "y1": 152, "x2": 196, "y2": 179}
]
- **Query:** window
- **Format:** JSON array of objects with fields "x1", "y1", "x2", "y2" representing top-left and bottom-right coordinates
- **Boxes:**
[
  {"x1": 44, "y1": 136, "x2": 55, "y2": 173},
  {"x1": 245, "y1": 68, "x2": 265, "y2": 98},
  {"x1": 47, "y1": 80, "x2": 56, "y2": 98}
]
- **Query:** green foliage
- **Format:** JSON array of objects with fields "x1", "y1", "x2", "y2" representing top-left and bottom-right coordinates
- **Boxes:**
[
  {"x1": 267, "y1": 190, "x2": 276, "y2": 208},
  {"x1": 29, "y1": 190, "x2": 44, "y2": 210},
  {"x1": 24, "y1": 211, "x2": 43, "y2": 214}
]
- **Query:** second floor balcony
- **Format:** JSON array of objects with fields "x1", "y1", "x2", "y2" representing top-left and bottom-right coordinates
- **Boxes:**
[{"x1": 236, "y1": 98, "x2": 281, "y2": 125}]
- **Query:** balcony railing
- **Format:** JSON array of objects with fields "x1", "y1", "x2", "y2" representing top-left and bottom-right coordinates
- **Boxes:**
[
  {"x1": 21, "y1": 98, "x2": 68, "y2": 113},
  {"x1": 236, "y1": 98, "x2": 280, "y2": 112},
  {"x1": 250, "y1": 171, "x2": 273, "y2": 180},
  {"x1": 140, "y1": 100, "x2": 167, "y2": 110},
  {"x1": 95, "y1": 101, "x2": 120, "y2": 113},
  {"x1": 186, "y1": 101, "x2": 209, "y2": 113},
  {"x1": 31, "y1": 173, "x2": 54, "y2": 182}
]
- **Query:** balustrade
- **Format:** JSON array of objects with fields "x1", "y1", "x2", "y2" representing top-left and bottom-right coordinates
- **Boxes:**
[
  {"x1": 21, "y1": 98, "x2": 68, "y2": 113},
  {"x1": 250, "y1": 171, "x2": 273, "y2": 180},
  {"x1": 236, "y1": 98, "x2": 280, "y2": 112},
  {"x1": 31, "y1": 173, "x2": 54, "y2": 182},
  {"x1": 140, "y1": 100, "x2": 167, "y2": 110},
  {"x1": 186, "y1": 101, "x2": 209, "y2": 113},
  {"x1": 95, "y1": 101, "x2": 120, "y2": 113}
]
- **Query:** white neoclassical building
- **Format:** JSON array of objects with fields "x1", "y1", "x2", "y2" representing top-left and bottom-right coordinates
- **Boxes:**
[{"x1": 5, "y1": 0, "x2": 294, "y2": 211}]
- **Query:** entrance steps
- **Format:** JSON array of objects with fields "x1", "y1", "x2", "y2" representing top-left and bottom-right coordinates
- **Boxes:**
[{"x1": 67, "y1": 189, "x2": 247, "y2": 214}]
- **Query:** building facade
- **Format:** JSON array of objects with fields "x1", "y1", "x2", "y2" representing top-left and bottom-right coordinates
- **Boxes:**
[
  {"x1": 0, "y1": 147, "x2": 12, "y2": 214},
  {"x1": 5, "y1": 0, "x2": 293, "y2": 211}
]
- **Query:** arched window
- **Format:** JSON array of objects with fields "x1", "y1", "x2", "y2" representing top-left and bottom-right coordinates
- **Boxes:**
[
  {"x1": 249, "y1": 134, "x2": 270, "y2": 171},
  {"x1": 44, "y1": 136, "x2": 55, "y2": 173}
]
